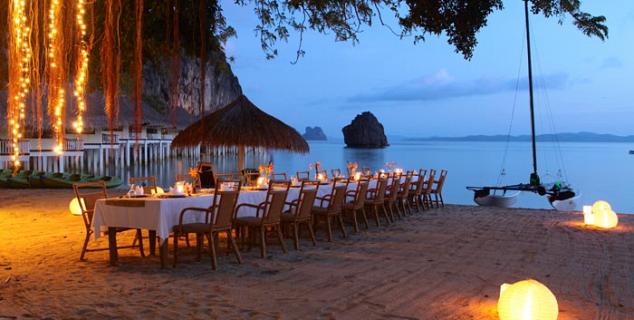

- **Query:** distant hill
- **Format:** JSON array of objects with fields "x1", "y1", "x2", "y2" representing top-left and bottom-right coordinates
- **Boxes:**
[{"x1": 407, "y1": 132, "x2": 634, "y2": 143}]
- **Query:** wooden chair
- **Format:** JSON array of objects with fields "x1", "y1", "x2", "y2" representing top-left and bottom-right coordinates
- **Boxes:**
[
  {"x1": 296, "y1": 171, "x2": 311, "y2": 181},
  {"x1": 172, "y1": 183, "x2": 242, "y2": 269},
  {"x1": 343, "y1": 180, "x2": 370, "y2": 232},
  {"x1": 312, "y1": 180, "x2": 349, "y2": 241},
  {"x1": 73, "y1": 181, "x2": 144, "y2": 261},
  {"x1": 409, "y1": 169, "x2": 427, "y2": 212},
  {"x1": 384, "y1": 175, "x2": 401, "y2": 221},
  {"x1": 271, "y1": 172, "x2": 288, "y2": 181},
  {"x1": 421, "y1": 169, "x2": 436, "y2": 209},
  {"x1": 128, "y1": 176, "x2": 158, "y2": 194},
  {"x1": 431, "y1": 170, "x2": 448, "y2": 207},
  {"x1": 364, "y1": 178, "x2": 390, "y2": 226},
  {"x1": 241, "y1": 168, "x2": 260, "y2": 186},
  {"x1": 216, "y1": 172, "x2": 243, "y2": 185},
  {"x1": 281, "y1": 180, "x2": 319, "y2": 250},
  {"x1": 331, "y1": 168, "x2": 343, "y2": 178},
  {"x1": 234, "y1": 181, "x2": 291, "y2": 258},
  {"x1": 397, "y1": 174, "x2": 413, "y2": 215}
]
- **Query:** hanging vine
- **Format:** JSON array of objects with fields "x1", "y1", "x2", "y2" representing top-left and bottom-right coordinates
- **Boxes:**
[
  {"x1": 7, "y1": 0, "x2": 32, "y2": 170},
  {"x1": 133, "y1": 0, "x2": 143, "y2": 143},
  {"x1": 100, "y1": 0, "x2": 122, "y2": 135},
  {"x1": 72, "y1": 0, "x2": 90, "y2": 135},
  {"x1": 168, "y1": 0, "x2": 181, "y2": 126}
]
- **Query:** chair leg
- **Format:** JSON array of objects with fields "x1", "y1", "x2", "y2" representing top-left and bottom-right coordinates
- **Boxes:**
[
  {"x1": 79, "y1": 230, "x2": 92, "y2": 261},
  {"x1": 326, "y1": 216, "x2": 333, "y2": 242},
  {"x1": 381, "y1": 204, "x2": 391, "y2": 225},
  {"x1": 196, "y1": 233, "x2": 203, "y2": 261},
  {"x1": 440, "y1": 193, "x2": 445, "y2": 207},
  {"x1": 360, "y1": 208, "x2": 370, "y2": 229},
  {"x1": 337, "y1": 215, "x2": 347, "y2": 238},
  {"x1": 259, "y1": 227, "x2": 267, "y2": 258},
  {"x1": 373, "y1": 206, "x2": 381, "y2": 227},
  {"x1": 351, "y1": 209, "x2": 360, "y2": 233},
  {"x1": 276, "y1": 226, "x2": 288, "y2": 253},
  {"x1": 293, "y1": 223, "x2": 300, "y2": 250},
  {"x1": 227, "y1": 230, "x2": 242, "y2": 264},
  {"x1": 136, "y1": 229, "x2": 145, "y2": 257},
  {"x1": 173, "y1": 232, "x2": 178, "y2": 267},
  {"x1": 207, "y1": 233, "x2": 218, "y2": 270},
  {"x1": 307, "y1": 223, "x2": 317, "y2": 246}
]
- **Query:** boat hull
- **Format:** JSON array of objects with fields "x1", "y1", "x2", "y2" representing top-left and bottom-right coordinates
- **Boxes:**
[
  {"x1": 474, "y1": 192, "x2": 520, "y2": 208},
  {"x1": 549, "y1": 194, "x2": 581, "y2": 212}
]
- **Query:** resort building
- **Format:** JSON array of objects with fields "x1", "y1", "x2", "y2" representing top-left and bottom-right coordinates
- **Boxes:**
[{"x1": 0, "y1": 93, "x2": 199, "y2": 172}]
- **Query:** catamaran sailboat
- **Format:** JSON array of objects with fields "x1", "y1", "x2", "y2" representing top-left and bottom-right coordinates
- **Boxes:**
[{"x1": 467, "y1": 0, "x2": 580, "y2": 211}]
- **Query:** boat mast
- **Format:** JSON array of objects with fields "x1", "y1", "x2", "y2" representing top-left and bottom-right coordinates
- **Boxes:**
[{"x1": 524, "y1": 0, "x2": 540, "y2": 186}]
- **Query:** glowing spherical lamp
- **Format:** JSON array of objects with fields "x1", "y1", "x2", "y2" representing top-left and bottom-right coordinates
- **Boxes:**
[
  {"x1": 583, "y1": 200, "x2": 619, "y2": 229},
  {"x1": 69, "y1": 197, "x2": 85, "y2": 216},
  {"x1": 498, "y1": 279, "x2": 558, "y2": 320},
  {"x1": 593, "y1": 209, "x2": 618, "y2": 229}
]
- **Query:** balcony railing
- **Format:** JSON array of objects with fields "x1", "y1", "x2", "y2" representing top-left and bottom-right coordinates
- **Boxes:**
[
  {"x1": 64, "y1": 139, "x2": 84, "y2": 151},
  {"x1": 0, "y1": 139, "x2": 30, "y2": 155},
  {"x1": 102, "y1": 133, "x2": 119, "y2": 144}
]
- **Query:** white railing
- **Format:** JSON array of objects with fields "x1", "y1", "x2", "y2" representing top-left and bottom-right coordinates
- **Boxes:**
[
  {"x1": 102, "y1": 133, "x2": 119, "y2": 144},
  {"x1": 65, "y1": 139, "x2": 84, "y2": 151},
  {"x1": 147, "y1": 133, "x2": 161, "y2": 140},
  {"x1": 0, "y1": 139, "x2": 30, "y2": 155}
]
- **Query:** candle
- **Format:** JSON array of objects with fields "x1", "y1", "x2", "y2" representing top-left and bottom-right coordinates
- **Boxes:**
[{"x1": 175, "y1": 182, "x2": 185, "y2": 194}]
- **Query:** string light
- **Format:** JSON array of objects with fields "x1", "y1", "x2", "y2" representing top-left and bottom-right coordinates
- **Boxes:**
[
  {"x1": 48, "y1": 0, "x2": 65, "y2": 155},
  {"x1": 8, "y1": 0, "x2": 32, "y2": 169},
  {"x1": 72, "y1": 0, "x2": 89, "y2": 134}
]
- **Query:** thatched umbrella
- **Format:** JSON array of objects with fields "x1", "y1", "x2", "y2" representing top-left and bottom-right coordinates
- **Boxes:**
[{"x1": 172, "y1": 95, "x2": 309, "y2": 170}]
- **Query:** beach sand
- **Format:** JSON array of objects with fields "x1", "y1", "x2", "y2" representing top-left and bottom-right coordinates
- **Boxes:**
[{"x1": 1, "y1": 189, "x2": 633, "y2": 319}]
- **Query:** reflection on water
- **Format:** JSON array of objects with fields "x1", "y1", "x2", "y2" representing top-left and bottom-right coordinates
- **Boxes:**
[{"x1": 96, "y1": 140, "x2": 634, "y2": 213}]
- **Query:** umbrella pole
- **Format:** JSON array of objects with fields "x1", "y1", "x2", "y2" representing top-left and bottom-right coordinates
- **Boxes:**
[{"x1": 238, "y1": 146, "x2": 245, "y2": 171}]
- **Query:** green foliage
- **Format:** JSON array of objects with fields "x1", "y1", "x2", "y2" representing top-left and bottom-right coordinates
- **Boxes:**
[{"x1": 233, "y1": 0, "x2": 608, "y2": 61}]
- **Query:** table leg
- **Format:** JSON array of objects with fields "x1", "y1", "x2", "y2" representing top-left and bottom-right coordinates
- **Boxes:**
[
  {"x1": 108, "y1": 227, "x2": 118, "y2": 266},
  {"x1": 159, "y1": 238, "x2": 168, "y2": 269},
  {"x1": 149, "y1": 230, "x2": 156, "y2": 256}
]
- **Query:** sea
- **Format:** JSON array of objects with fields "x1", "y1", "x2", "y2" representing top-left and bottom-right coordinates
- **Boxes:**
[{"x1": 108, "y1": 140, "x2": 634, "y2": 213}]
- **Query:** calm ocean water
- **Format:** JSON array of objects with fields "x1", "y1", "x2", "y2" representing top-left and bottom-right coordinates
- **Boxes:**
[{"x1": 109, "y1": 140, "x2": 634, "y2": 213}]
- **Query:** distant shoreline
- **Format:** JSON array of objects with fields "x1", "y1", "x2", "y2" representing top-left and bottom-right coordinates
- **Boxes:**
[{"x1": 402, "y1": 132, "x2": 634, "y2": 143}]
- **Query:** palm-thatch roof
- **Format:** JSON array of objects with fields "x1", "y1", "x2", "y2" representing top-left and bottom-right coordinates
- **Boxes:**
[{"x1": 171, "y1": 95, "x2": 309, "y2": 153}]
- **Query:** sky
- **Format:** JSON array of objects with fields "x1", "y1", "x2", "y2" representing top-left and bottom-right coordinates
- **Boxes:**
[{"x1": 221, "y1": 1, "x2": 634, "y2": 138}]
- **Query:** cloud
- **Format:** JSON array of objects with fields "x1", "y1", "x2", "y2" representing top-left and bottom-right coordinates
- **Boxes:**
[
  {"x1": 600, "y1": 57, "x2": 623, "y2": 69},
  {"x1": 348, "y1": 70, "x2": 569, "y2": 103}
]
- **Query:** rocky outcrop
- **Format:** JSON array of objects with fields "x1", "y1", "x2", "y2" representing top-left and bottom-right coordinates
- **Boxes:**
[
  {"x1": 342, "y1": 112, "x2": 389, "y2": 148},
  {"x1": 143, "y1": 51, "x2": 242, "y2": 116},
  {"x1": 302, "y1": 127, "x2": 327, "y2": 141}
]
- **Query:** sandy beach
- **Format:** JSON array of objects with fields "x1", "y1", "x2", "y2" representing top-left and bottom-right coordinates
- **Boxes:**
[{"x1": 0, "y1": 189, "x2": 633, "y2": 319}]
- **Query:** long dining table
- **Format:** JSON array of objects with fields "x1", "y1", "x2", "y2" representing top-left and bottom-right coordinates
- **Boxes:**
[{"x1": 91, "y1": 175, "x2": 419, "y2": 267}]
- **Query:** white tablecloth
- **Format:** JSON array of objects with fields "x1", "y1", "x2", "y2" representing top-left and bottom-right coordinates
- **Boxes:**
[{"x1": 91, "y1": 178, "x2": 413, "y2": 242}]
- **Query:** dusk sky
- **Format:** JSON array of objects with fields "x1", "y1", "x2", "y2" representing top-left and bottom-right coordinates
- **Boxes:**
[{"x1": 222, "y1": 1, "x2": 634, "y2": 138}]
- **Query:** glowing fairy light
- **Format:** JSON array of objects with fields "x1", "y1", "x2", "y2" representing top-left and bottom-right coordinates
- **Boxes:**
[
  {"x1": 47, "y1": 0, "x2": 65, "y2": 154},
  {"x1": 72, "y1": 0, "x2": 89, "y2": 134},
  {"x1": 8, "y1": 0, "x2": 32, "y2": 169}
]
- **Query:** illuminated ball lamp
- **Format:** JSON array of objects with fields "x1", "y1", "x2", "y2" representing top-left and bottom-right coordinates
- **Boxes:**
[
  {"x1": 498, "y1": 279, "x2": 558, "y2": 320},
  {"x1": 582, "y1": 201, "x2": 618, "y2": 229},
  {"x1": 69, "y1": 197, "x2": 85, "y2": 216}
]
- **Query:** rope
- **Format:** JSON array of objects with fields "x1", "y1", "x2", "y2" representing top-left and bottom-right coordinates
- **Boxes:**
[{"x1": 496, "y1": 39, "x2": 525, "y2": 187}]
